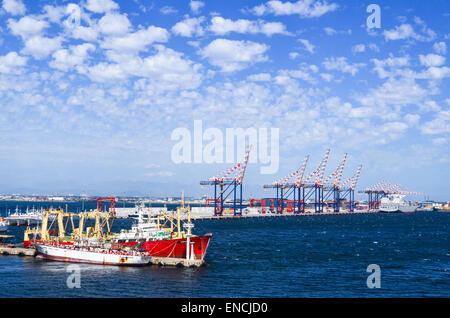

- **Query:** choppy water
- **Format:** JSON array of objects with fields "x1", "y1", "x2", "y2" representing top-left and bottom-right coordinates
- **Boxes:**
[{"x1": 0, "y1": 201, "x2": 449, "y2": 297}]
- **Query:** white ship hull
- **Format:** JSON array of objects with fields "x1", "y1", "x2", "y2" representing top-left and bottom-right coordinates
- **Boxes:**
[
  {"x1": 379, "y1": 206, "x2": 415, "y2": 213},
  {"x1": 35, "y1": 243, "x2": 151, "y2": 266},
  {"x1": 7, "y1": 218, "x2": 27, "y2": 226},
  {"x1": 379, "y1": 203, "x2": 416, "y2": 213}
]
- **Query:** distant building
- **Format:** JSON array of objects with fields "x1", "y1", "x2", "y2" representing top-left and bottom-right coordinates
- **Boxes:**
[{"x1": 49, "y1": 196, "x2": 65, "y2": 201}]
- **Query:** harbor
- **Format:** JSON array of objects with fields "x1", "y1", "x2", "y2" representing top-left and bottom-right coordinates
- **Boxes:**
[{"x1": 0, "y1": 210, "x2": 448, "y2": 298}]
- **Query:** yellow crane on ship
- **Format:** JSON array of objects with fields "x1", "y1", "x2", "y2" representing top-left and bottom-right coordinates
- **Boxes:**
[
  {"x1": 24, "y1": 207, "x2": 114, "y2": 245},
  {"x1": 24, "y1": 195, "x2": 194, "y2": 245}
]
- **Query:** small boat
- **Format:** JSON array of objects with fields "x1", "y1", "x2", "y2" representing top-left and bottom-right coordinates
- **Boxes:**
[
  {"x1": 434, "y1": 202, "x2": 450, "y2": 212},
  {"x1": 0, "y1": 218, "x2": 8, "y2": 232},
  {"x1": 34, "y1": 241, "x2": 151, "y2": 266},
  {"x1": 6, "y1": 207, "x2": 43, "y2": 226}
]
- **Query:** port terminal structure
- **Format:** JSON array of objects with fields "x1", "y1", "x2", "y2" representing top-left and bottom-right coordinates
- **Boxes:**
[
  {"x1": 361, "y1": 181, "x2": 420, "y2": 210},
  {"x1": 200, "y1": 147, "x2": 363, "y2": 216},
  {"x1": 261, "y1": 149, "x2": 362, "y2": 214},
  {"x1": 199, "y1": 147, "x2": 420, "y2": 217},
  {"x1": 200, "y1": 146, "x2": 252, "y2": 216}
]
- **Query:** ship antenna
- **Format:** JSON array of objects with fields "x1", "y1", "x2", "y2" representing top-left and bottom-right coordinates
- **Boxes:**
[{"x1": 182, "y1": 190, "x2": 185, "y2": 208}]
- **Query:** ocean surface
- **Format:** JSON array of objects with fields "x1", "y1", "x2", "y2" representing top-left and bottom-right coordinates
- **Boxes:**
[{"x1": 0, "y1": 201, "x2": 449, "y2": 297}]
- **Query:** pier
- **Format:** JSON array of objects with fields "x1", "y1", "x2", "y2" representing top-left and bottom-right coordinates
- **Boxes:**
[
  {"x1": 0, "y1": 245, "x2": 36, "y2": 257},
  {"x1": 181, "y1": 209, "x2": 378, "y2": 220},
  {"x1": 150, "y1": 256, "x2": 204, "y2": 267}
]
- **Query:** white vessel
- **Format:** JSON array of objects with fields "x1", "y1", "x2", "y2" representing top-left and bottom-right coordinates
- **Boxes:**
[
  {"x1": 34, "y1": 242, "x2": 151, "y2": 266},
  {"x1": 379, "y1": 194, "x2": 417, "y2": 213},
  {"x1": 6, "y1": 207, "x2": 43, "y2": 226},
  {"x1": 0, "y1": 218, "x2": 7, "y2": 232},
  {"x1": 116, "y1": 205, "x2": 171, "y2": 241},
  {"x1": 126, "y1": 203, "x2": 150, "y2": 220}
]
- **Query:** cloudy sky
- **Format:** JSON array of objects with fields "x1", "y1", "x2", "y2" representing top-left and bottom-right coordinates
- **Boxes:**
[{"x1": 0, "y1": 0, "x2": 449, "y2": 199}]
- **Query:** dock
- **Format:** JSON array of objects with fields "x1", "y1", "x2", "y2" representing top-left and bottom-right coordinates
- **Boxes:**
[
  {"x1": 0, "y1": 245, "x2": 36, "y2": 257},
  {"x1": 150, "y1": 256, "x2": 205, "y2": 267},
  {"x1": 183, "y1": 209, "x2": 379, "y2": 220}
]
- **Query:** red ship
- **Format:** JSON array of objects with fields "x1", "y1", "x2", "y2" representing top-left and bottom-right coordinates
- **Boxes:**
[
  {"x1": 112, "y1": 202, "x2": 212, "y2": 260},
  {"x1": 24, "y1": 198, "x2": 212, "y2": 262}
]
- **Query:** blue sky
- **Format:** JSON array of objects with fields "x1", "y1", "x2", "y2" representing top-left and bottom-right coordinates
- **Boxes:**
[{"x1": 0, "y1": 0, "x2": 449, "y2": 200}]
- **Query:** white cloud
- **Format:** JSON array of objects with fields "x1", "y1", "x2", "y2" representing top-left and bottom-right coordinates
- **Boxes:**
[
  {"x1": 260, "y1": 22, "x2": 290, "y2": 36},
  {"x1": 417, "y1": 66, "x2": 450, "y2": 80},
  {"x1": 383, "y1": 22, "x2": 436, "y2": 42},
  {"x1": 172, "y1": 16, "x2": 205, "y2": 37},
  {"x1": 0, "y1": 51, "x2": 27, "y2": 74},
  {"x1": 323, "y1": 27, "x2": 336, "y2": 35},
  {"x1": 8, "y1": 16, "x2": 49, "y2": 39},
  {"x1": 320, "y1": 73, "x2": 333, "y2": 82},
  {"x1": 420, "y1": 100, "x2": 441, "y2": 112},
  {"x1": 419, "y1": 53, "x2": 446, "y2": 67},
  {"x1": 209, "y1": 16, "x2": 289, "y2": 36},
  {"x1": 368, "y1": 43, "x2": 379, "y2": 52},
  {"x1": 160, "y1": 6, "x2": 177, "y2": 15},
  {"x1": 251, "y1": 0, "x2": 338, "y2": 18},
  {"x1": 85, "y1": 0, "x2": 119, "y2": 14},
  {"x1": 383, "y1": 24, "x2": 416, "y2": 41},
  {"x1": 323, "y1": 27, "x2": 351, "y2": 36},
  {"x1": 21, "y1": 36, "x2": 62, "y2": 60},
  {"x1": 298, "y1": 39, "x2": 315, "y2": 53},
  {"x1": 354, "y1": 77, "x2": 429, "y2": 120},
  {"x1": 87, "y1": 45, "x2": 203, "y2": 90},
  {"x1": 145, "y1": 171, "x2": 174, "y2": 177},
  {"x1": 72, "y1": 26, "x2": 99, "y2": 42},
  {"x1": 189, "y1": 1, "x2": 204, "y2": 14},
  {"x1": 322, "y1": 57, "x2": 365, "y2": 76},
  {"x1": 432, "y1": 137, "x2": 447, "y2": 145},
  {"x1": 371, "y1": 55, "x2": 410, "y2": 78},
  {"x1": 85, "y1": 63, "x2": 127, "y2": 82},
  {"x1": 433, "y1": 42, "x2": 447, "y2": 55},
  {"x1": 98, "y1": 12, "x2": 131, "y2": 35},
  {"x1": 404, "y1": 113, "x2": 420, "y2": 126},
  {"x1": 279, "y1": 67, "x2": 316, "y2": 83},
  {"x1": 351, "y1": 44, "x2": 365, "y2": 54},
  {"x1": 102, "y1": 26, "x2": 169, "y2": 53},
  {"x1": 2, "y1": 0, "x2": 25, "y2": 16},
  {"x1": 377, "y1": 121, "x2": 409, "y2": 142},
  {"x1": 49, "y1": 43, "x2": 96, "y2": 71},
  {"x1": 42, "y1": 5, "x2": 66, "y2": 23},
  {"x1": 289, "y1": 52, "x2": 299, "y2": 59},
  {"x1": 248, "y1": 73, "x2": 271, "y2": 82},
  {"x1": 187, "y1": 40, "x2": 200, "y2": 48},
  {"x1": 199, "y1": 39, "x2": 269, "y2": 72},
  {"x1": 421, "y1": 110, "x2": 450, "y2": 135}
]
